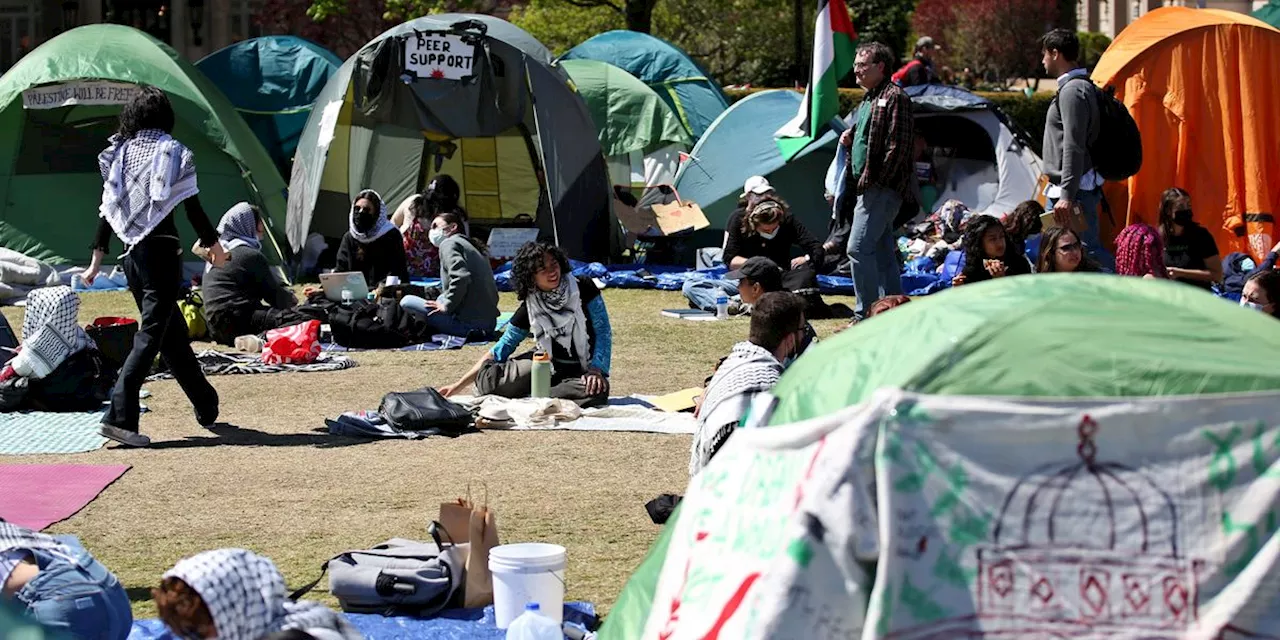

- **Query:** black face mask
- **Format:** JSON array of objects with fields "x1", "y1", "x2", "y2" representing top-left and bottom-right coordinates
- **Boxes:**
[
  {"x1": 1173, "y1": 209, "x2": 1194, "y2": 226},
  {"x1": 353, "y1": 207, "x2": 377, "y2": 233}
]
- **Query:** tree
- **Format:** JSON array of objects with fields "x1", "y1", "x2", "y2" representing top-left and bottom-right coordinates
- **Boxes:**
[
  {"x1": 913, "y1": 0, "x2": 1054, "y2": 87},
  {"x1": 848, "y1": 0, "x2": 913, "y2": 63}
]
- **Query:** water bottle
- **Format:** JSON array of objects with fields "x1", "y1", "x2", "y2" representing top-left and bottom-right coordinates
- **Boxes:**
[
  {"x1": 506, "y1": 603, "x2": 561, "y2": 640},
  {"x1": 530, "y1": 350, "x2": 552, "y2": 398},
  {"x1": 715, "y1": 295, "x2": 729, "y2": 320}
]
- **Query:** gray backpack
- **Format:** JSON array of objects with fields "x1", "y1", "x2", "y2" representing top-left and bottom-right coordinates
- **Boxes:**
[{"x1": 291, "y1": 524, "x2": 466, "y2": 617}]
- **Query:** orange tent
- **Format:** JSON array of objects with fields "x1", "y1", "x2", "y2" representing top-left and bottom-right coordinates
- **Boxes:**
[{"x1": 1093, "y1": 7, "x2": 1280, "y2": 260}]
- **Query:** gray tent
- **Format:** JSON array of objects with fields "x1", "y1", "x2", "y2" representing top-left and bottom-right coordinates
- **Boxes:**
[{"x1": 286, "y1": 14, "x2": 613, "y2": 261}]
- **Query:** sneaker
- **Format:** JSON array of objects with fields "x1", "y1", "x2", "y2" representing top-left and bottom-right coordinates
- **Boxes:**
[
  {"x1": 195, "y1": 389, "x2": 220, "y2": 428},
  {"x1": 234, "y1": 335, "x2": 264, "y2": 353},
  {"x1": 100, "y1": 425, "x2": 151, "y2": 448}
]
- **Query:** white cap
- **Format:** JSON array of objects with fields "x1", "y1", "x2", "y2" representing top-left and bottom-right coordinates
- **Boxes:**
[{"x1": 741, "y1": 175, "x2": 774, "y2": 197}]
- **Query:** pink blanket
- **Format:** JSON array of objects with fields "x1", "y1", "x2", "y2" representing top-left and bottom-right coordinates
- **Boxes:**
[{"x1": 0, "y1": 464, "x2": 130, "y2": 530}]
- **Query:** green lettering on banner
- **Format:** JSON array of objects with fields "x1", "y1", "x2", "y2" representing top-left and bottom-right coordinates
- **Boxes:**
[
  {"x1": 786, "y1": 537, "x2": 813, "y2": 568},
  {"x1": 1204, "y1": 422, "x2": 1280, "y2": 580},
  {"x1": 899, "y1": 574, "x2": 948, "y2": 624},
  {"x1": 932, "y1": 547, "x2": 973, "y2": 588},
  {"x1": 1205, "y1": 425, "x2": 1242, "y2": 491},
  {"x1": 929, "y1": 464, "x2": 968, "y2": 518},
  {"x1": 1221, "y1": 510, "x2": 1279, "y2": 578}
]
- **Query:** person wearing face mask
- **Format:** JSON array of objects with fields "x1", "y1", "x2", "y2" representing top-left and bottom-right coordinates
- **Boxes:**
[
  {"x1": 1241, "y1": 270, "x2": 1280, "y2": 318},
  {"x1": 689, "y1": 292, "x2": 808, "y2": 477},
  {"x1": 335, "y1": 189, "x2": 408, "y2": 287},
  {"x1": 398, "y1": 213, "x2": 499, "y2": 339},
  {"x1": 1159, "y1": 187, "x2": 1222, "y2": 290},
  {"x1": 199, "y1": 204, "x2": 320, "y2": 346},
  {"x1": 722, "y1": 198, "x2": 832, "y2": 317}
]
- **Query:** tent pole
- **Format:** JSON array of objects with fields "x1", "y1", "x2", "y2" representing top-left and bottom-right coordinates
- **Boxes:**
[{"x1": 525, "y1": 64, "x2": 560, "y2": 247}]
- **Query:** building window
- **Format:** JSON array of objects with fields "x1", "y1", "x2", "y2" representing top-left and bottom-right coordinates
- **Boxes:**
[
  {"x1": 230, "y1": 0, "x2": 261, "y2": 41},
  {"x1": 0, "y1": 2, "x2": 40, "y2": 74},
  {"x1": 102, "y1": 0, "x2": 172, "y2": 44}
]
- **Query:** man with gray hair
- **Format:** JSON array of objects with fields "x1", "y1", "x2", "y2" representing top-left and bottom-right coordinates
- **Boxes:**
[{"x1": 837, "y1": 42, "x2": 913, "y2": 320}]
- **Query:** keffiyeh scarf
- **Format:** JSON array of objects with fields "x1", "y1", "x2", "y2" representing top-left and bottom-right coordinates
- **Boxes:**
[
  {"x1": 218, "y1": 203, "x2": 261, "y2": 253},
  {"x1": 525, "y1": 275, "x2": 591, "y2": 370},
  {"x1": 164, "y1": 548, "x2": 361, "y2": 640},
  {"x1": 12, "y1": 286, "x2": 95, "y2": 380},
  {"x1": 348, "y1": 189, "x2": 395, "y2": 244},
  {"x1": 98, "y1": 129, "x2": 199, "y2": 247},
  {"x1": 690, "y1": 341, "x2": 783, "y2": 476}
]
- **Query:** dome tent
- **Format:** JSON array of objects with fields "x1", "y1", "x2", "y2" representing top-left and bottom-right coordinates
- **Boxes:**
[
  {"x1": 1093, "y1": 7, "x2": 1280, "y2": 260},
  {"x1": 560, "y1": 59, "x2": 692, "y2": 191},
  {"x1": 0, "y1": 24, "x2": 289, "y2": 265},
  {"x1": 602, "y1": 274, "x2": 1280, "y2": 639},
  {"x1": 287, "y1": 14, "x2": 613, "y2": 261},
  {"x1": 197, "y1": 36, "x2": 342, "y2": 176},
  {"x1": 560, "y1": 30, "x2": 729, "y2": 140}
]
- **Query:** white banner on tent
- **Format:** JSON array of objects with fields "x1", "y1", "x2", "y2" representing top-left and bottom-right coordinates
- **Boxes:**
[
  {"x1": 22, "y1": 81, "x2": 140, "y2": 109},
  {"x1": 403, "y1": 33, "x2": 475, "y2": 81},
  {"x1": 644, "y1": 390, "x2": 1280, "y2": 639}
]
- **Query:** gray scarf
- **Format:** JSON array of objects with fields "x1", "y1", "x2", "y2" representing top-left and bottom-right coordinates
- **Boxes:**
[{"x1": 525, "y1": 275, "x2": 591, "y2": 370}]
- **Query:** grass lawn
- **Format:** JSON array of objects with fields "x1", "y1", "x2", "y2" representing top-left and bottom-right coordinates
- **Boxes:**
[{"x1": 3, "y1": 287, "x2": 853, "y2": 620}]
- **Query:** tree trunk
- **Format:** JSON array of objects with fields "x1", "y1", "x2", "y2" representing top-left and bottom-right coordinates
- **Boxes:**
[{"x1": 625, "y1": 0, "x2": 655, "y2": 34}]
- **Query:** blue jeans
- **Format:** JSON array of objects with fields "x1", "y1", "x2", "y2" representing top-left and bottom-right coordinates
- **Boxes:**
[
  {"x1": 1048, "y1": 187, "x2": 1115, "y2": 271},
  {"x1": 400, "y1": 296, "x2": 496, "y2": 339},
  {"x1": 681, "y1": 279, "x2": 738, "y2": 312},
  {"x1": 14, "y1": 536, "x2": 132, "y2": 640},
  {"x1": 847, "y1": 186, "x2": 904, "y2": 315}
]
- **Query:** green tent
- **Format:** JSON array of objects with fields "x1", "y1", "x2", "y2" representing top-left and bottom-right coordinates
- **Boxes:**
[
  {"x1": 601, "y1": 274, "x2": 1280, "y2": 639},
  {"x1": 1254, "y1": 0, "x2": 1280, "y2": 28},
  {"x1": 560, "y1": 59, "x2": 691, "y2": 190},
  {"x1": 0, "y1": 24, "x2": 289, "y2": 265}
]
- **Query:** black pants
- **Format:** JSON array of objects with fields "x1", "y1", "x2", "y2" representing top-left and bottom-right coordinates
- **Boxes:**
[
  {"x1": 782, "y1": 264, "x2": 841, "y2": 319},
  {"x1": 208, "y1": 306, "x2": 325, "y2": 346},
  {"x1": 474, "y1": 352, "x2": 608, "y2": 408},
  {"x1": 102, "y1": 236, "x2": 216, "y2": 432}
]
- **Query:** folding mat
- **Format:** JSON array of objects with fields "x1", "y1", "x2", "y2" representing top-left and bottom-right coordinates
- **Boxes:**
[
  {"x1": 0, "y1": 410, "x2": 109, "y2": 455},
  {"x1": 0, "y1": 463, "x2": 130, "y2": 530}
]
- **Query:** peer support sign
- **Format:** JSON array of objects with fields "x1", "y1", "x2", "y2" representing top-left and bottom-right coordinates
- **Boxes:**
[{"x1": 404, "y1": 32, "x2": 476, "y2": 80}]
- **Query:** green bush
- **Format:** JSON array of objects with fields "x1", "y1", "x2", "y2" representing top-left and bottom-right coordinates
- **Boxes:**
[
  {"x1": 724, "y1": 87, "x2": 1054, "y2": 153},
  {"x1": 1078, "y1": 32, "x2": 1113, "y2": 70}
]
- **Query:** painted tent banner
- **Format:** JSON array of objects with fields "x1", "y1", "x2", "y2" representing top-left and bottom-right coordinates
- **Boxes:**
[
  {"x1": 22, "y1": 81, "x2": 140, "y2": 109},
  {"x1": 643, "y1": 390, "x2": 1280, "y2": 639}
]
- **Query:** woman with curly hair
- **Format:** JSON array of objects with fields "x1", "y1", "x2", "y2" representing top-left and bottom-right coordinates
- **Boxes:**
[
  {"x1": 1113, "y1": 223, "x2": 1167, "y2": 279},
  {"x1": 82, "y1": 86, "x2": 223, "y2": 448},
  {"x1": 1036, "y1": 226, "x2": 1100, "y2": 274},
  {"x1": 952, "y1": 215, "x2": 1031, "y2": 286},
  {"x1": 154, "y1": 549, "x2": 359, "y2": 640},
  {"x1": 441, "y1": 242, "x2": 612, "y2": 406}
]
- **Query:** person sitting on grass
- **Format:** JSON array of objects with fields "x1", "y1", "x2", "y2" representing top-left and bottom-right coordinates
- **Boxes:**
[
  {"x1": 1036, "y1": 226, "x2": 1101, "y2": 274},
  {"x1": 441, "y1": 242, "x2": 612, "y2": 407},
  {"x1": 0, "y1": 286, "x2": 113, "y2": 412},
  {"x1": 399, "y1": 212, "x2": 500, "y2": 340},
  {"x1": 336, "y1": 189, "x2": 408, "y2": 288},
  {"x1": 1159, "y1": 187, "x2": 1222, "y2": 289},
  {"x1": 723, "y1": 198, "x2": 834, "y2": 317},
  {"x1": 1241, "y1": 270, "x2": 1280, "y2": 319},
  {"x1": 155, "y1": 548, "x2": 360, "y2": 640},
  {"x1": 1003, "y1": 200, "x2": 1044, "y2": 267},
  {"x1": 199, "y1": 203, "x2": 320, "y2": 348},
  {"x1": 951, "y1": 215, "x2": 1031, "y2": 286},
  {"x1": 0, "y1": 518, "x2": 132, "y2": 639},
  {"x1": 1113, "y1": 223, "x2": 1168, "y2": 279},
  {"x1": 689, "y1": 292, "x2": 808, "y2": 477}
]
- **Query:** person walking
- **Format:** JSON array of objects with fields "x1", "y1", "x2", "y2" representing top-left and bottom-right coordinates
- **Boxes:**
[
  {"x1": 1040, "y1": 28, "x2": 1112, "y2": 269},
  {"x1": 839, "y1": 42, "x2": 914, "y2": 320},
  {"x1": 84, "y1": 86, "x2": 224, "y2": 448}
]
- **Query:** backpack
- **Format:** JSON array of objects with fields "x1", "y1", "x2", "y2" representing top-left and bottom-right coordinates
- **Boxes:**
[
  {"x1": 1066, "y1": 76, "x2": 1143, "y2": 181},
  {"x1": 891, "y1": 59, "x2": 924, "y2": 86},
  {"x1": 290, "y1": 524, "x2": 466, "y2": 617}
]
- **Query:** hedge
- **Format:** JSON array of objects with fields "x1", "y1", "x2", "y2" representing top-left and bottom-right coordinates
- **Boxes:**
[{"x1": 724, "y1": 87, "x2": 1054, "y2": 154}]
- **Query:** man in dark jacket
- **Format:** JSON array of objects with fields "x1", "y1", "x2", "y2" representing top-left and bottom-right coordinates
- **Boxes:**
[
  {"x1": 839, "y1": 42, "x2": 914, "y2": 320},
  {"x1": 892, "y1": 36, "x2": 941, "y2": 87},
  {"x1": 1041, "y1": 28, "x2": 1112, "y2": 269}
]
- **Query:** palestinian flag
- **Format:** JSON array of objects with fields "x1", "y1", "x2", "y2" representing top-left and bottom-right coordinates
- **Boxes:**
[{"x1": 776, "y1": 0, "x2": 857, "y2": 161}]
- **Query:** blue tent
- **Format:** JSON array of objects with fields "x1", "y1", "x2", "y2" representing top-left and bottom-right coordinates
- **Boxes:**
[
  {"x1": 196, "y1": 36, "x2": 342, "y2": 176},
  {"x1": 673, "y1": 89, "x2": 846, "y2": 242},
  {"x1": 560, "y1": 30, "x2": 728, "y2": 140}
]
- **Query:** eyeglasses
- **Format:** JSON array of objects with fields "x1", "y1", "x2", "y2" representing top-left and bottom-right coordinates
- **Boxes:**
[
  {"x1": 1057, "y1": 241, "x2": 1082, "y2": 253},
  {"x1": 854, "y1": 61, "x2": 873, "y2": 70}
]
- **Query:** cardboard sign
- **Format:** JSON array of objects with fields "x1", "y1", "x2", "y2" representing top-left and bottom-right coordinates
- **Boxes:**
[
  {"x1": 616, "y1": 199, "x2": 711, "y2": 237},
  {"x1": 22, "y1": 81, "x2": 140, "y2": 109},
  {"x1": 404, "y1": 33, "x2": 476, "y2": 80},
  {"x1": 486, "y1": 227, "x2": 540, "y2": 259}
]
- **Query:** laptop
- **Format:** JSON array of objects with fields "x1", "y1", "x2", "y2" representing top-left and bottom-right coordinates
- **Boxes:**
[{"x1": 319, "y1": 271, "x2": 370, "y2": 303}]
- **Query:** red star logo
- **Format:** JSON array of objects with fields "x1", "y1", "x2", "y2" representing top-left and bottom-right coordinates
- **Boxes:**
[{"x1": 430, "y1": 68, "x2": 445, "y2": 79}]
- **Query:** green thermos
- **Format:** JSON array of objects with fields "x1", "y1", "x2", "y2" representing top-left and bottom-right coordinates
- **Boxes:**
[{"x1": 530, "y1": 350, "x2": 551, "y2": 398}]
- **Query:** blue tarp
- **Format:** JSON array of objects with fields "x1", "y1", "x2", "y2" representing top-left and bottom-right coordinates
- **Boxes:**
[
  {"x1": 560, "y1": 30, "x2": 728, "y2": 139},
  {"x1": 130, "y1": 602, "x2": 597, "y2": 640},
  {"x1": 196, "y1": 36, "x2": 342, "y2": 175},
  {"x1": 672, "y1": 90, "x2": 848, "y2": 240}
]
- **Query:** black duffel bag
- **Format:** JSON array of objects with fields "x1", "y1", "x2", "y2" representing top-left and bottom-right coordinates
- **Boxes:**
[{"x1": 379, "y1": 387, "x2": 472, "y2": 435}]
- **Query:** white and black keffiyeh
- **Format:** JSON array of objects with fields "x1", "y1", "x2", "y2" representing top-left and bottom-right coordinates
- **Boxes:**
[
  {"x1": 525, "y1": 275, "x2": 591, "y2": 370},
  {"x1": 690, "y1": 341, "x2": 783, "y2": 476},
  {"x1": 218, "y1": 203, "x2": 261, "y2": 253},
  {"x1": 164, "y1": 548, "x2": 361, "y2": 640},
  {"x1": 348, "y1": 189, "x2": 395, "y2": 244},
  {"x1": 98, "y1": 129, "x2": 199, "y2": 246},
  {"x1": 11, "y1": 286, "x2": 95, "y2": 380}
]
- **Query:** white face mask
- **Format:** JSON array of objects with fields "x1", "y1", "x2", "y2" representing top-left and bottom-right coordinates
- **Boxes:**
[
  {"x1": 758, "y1": 229, "x2": 778, "y2": 240},
  {"x1": 428, "y1": 228, "x2": 447, "y2": 247},
  {"x1": 1241, "y1": 299, "x2": 1265, "y2": 312}
]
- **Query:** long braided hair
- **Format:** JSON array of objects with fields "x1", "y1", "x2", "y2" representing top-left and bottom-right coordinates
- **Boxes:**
[{"x1": 1115, "y1": 223, "x2": 1167, "y2": 278}]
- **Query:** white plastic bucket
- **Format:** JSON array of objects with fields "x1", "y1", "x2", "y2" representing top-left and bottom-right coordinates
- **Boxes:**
[{"x1": 489, "y1": 542, "x2": 566, "y2": 629}]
